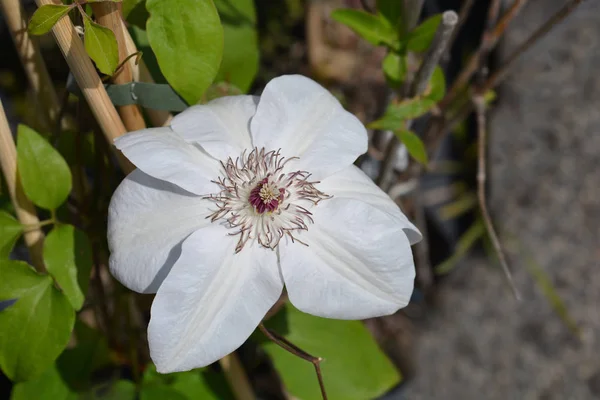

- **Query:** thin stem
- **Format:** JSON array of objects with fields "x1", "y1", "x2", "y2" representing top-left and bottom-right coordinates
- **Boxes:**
[
  {"x1": 483, "y1": 0, "x2": 587, "y2": 94},
  {"x1": 21, "y1": 219, "x2": 55, "y2": 232},
  {"x1": 439, "y1": 0, "x2": 528, "y2": 110},
  {"x1": 0, "y1": 0, "x2": 62, "y2": 130},
  {"x1": 473, "y1": 95, "x2": 520, "y2": 300},
  {"x1": 259, "y1": 324, "x2": 328, "y2": 400},
  {"x1": 410, "y1": 11, "x2": 458, "y2": 97},
  {"x1": 429, "y1": 0, "x2": 587, "y2": 157},
  {"x1": 218, "y1": 354, "x2": 256, "y2": 400},
  {"x1": 443, "y1": 0, "x2": 476, "y2": 61}
]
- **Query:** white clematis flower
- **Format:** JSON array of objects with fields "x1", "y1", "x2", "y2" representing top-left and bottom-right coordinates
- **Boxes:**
[{"x1": 107, "y1": 75, "x2": 421, "y2": 373}]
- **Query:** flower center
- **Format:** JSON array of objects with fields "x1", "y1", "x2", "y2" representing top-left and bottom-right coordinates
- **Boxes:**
[
  {"x1": 248, "y1": 178, "x2": 285, "y2": 214},
  {"x1": 206, "y1": 148, "x2": 330, "y2": 253}
]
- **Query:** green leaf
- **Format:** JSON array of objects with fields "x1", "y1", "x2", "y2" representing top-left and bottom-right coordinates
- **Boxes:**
[
  {"x1": 214, "y1": 0, "x2": 259, "y2": 92},
  {"x1": 396, "y1": 130, "x2": 428, "y2": 165},
  {"x1": 84, "y1": 17, "x2": 119, "y2": 75},
  {"x1": 262, "y1": 305, "x2": 400, "y2": 400},
  {"x1": 382, "y1": 52, "x2": 406, "y2": 88},
  {"x1": 368, "y1": 98, "x2": 436, "y2": 130},
  {"x1": 425, "y1": 65, "x2": 446, "y2": 102},
  {"x1": 406, "y1": 14, "x2": 442, "y2": 52},
  {"x1": 10, "y1": 364, "x2": 77, "y2": 400},
  {"x1": 56, "y1": 322, "x2": 111, "y2": 391},
  {"x1": 142, "y1": 364, "x2": 232, "y2": 400},
  {"x1": 146, "y1": 0, "x2": 224, "y2": 105},
  {"x1": 0, "y1": 260, "x2": 75, "y2": 381},
  {"x1": 435, "y1": 219, "x2": 486, "y2": 274},
  {"x1": 43, "y1": 224, "x2": 93, "y2": 310},
  {"x1": 17, "y1": 124, "x2": 72, "y2": 210},
  {"x1": 85, "y1": 380, "x2": 137, "y2": 400},
  {"x1": 28, "y1": 4, "x2": 73, "y2": 36},
  {"x1": 331, "y1": 9, "x2": 397, "y2": 48},
  {"x1": 376, "y1": 0, "x2": 403, "y2": 33},
  {"x1": 0, "y1": 211, "x2": 22, "y2": 258},
  {"x1": 122, "y1": 0, "x2": 149, "y2": 30}
]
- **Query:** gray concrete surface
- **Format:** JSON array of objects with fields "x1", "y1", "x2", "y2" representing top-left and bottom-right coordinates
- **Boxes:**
[{"x1": 403, "y1": 1, "x2": 600, "y2": 399}]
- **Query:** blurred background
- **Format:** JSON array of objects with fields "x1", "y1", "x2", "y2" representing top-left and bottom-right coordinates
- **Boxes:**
[{"x1": 0, "y1": 0, "x2": 598, "y2": 399}]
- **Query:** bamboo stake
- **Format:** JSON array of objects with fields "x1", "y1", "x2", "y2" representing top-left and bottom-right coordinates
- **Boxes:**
[
  {"x1": 0, "y1": 100, "x2": 45, "y2": 272},
  {"x1": 1, "y1": 0, "x2": 60, "y2": 130},
  {"x1": 90, "y1": 3, "x2": 147, "y2": 132},
  {"x1": 34, "y1": 0, "x2": 134, "y2": 173}
]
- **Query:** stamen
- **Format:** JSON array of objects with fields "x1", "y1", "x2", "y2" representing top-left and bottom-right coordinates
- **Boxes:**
[{"x1": 204, "y1": 147, "x2": 330, "y2": 252}]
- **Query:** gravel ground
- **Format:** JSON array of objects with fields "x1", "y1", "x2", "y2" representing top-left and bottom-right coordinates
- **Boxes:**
[{"x1": 403, "y1": 1, "x2": 600, "y2": 399}]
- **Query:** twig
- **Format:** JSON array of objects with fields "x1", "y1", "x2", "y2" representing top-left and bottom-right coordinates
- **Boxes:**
[
  {"x1": 219, "y1": 353, "x2": 256, "y2": 400},
  {"x1": 439, "y1": 0, "x2": 528, "y2": 110},
  {"x1": 0, "y1": 100, "x2": 45, "y2": 272},
  {"x1": 259, "y1": 323, "x2": 328, "y2": 400},
  {"x1": 429, "y1": 0, "x2": 587, "y2": 156},
  {"x1": 34, "y1": 0, "x2": 134, "y2": 173},
  {"x1": 483, "y1": 0, "x2": 587, "y2": 93},
  {"x1": 90, "y1": 3, "x2": 147, "y2": 132},
  {"x1": 472, "y1": 95, "x2": 520, "y2": 300},
  {"x1": 410, "y1": 11, "x2": 458, "y2": 97},
  {"x1": 378, "y1": 11, "x2": 457, "y2": 190},
  {"x1": 0, "y1": 0, "x2": 61, "y2": 130},
  {"x1": 443, "y1": 0, "x2": 476, "y2": 61}
]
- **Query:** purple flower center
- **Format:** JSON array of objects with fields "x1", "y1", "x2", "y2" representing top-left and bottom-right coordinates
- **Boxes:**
[{"x1": 248, "y1": 178, "x2": 285, "y2": 214}]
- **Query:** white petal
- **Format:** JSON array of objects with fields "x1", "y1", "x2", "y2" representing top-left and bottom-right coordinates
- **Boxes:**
[
  {"x1": 148, "y1": 226, "x2": 283, "y2": 373},
  {"x1": 280, "y1": 198, "x2": 415, "y2": 320},
  {"x1": 108, "y1": 170, "x2": 212, "y2": 293},
  {"x1": 170, "y1": 95, "x2": 257, "y2": 160},
  {"x1": 250, "y1": 75, "x2": 367, "y2": 180},
  {"x1": 114, "y1": 127, "x2": 220, "y2": 195},
  {"x1": 318, "y1": 165, "x2": 422, "y2": 244}
]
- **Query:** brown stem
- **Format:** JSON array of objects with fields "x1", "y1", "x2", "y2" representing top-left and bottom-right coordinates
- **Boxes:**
[
  {"x1": 0, "y1": 0, "x2": 61, "y2": 130},
  {"x1": 472, "y1": 95, "x2": 520, "y2": 300},
  {"x1": 428, "y1": 0, "x2": 587, "y2": 157},
  {"x1": 410, "y1": 10, "x2": 458, "y2": 97},
  {"x1": 439, "y1": 0, "x2": 528, "y2": 110},
  {"x1": 483, "y1": 0, "x2": 587, "y2": 94},
  {"x1": 219, "y1": 354, "x2": 256, "y2": 400},
  {"x1": 0, "y1": 99, "x2": 46, "y2": 272},
  {"x1": 90, "y1": 2, "x2": 147, "y2": 132},
  {"x1": 443, "y1": 0, "x2": 476, "y2": 61},
  {"x1": 259, "y1": 324, "x2": 328, "y2": 400}
]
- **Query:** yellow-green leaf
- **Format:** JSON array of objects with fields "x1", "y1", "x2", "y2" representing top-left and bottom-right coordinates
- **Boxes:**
[
  {"x1": 382, "y1": 52, "x2": 406, "y2": 88},
  {"x1": 368, "y1": 98, "x2": 436, "y2": 130},
  {"x1": 84, "y1": 17, "x2": 119, "y2": 75},
  {"x1": 331, "y1": 9, "x2": 398, "y2": 49},
  {"x1": 0, "y1": 260, "x2": 75, "y2": 382},
  {"x1": 43, "y1": 225, "x2": 93, "y2": 311},
  {"x1": 406, "y1": 14, "x2": 442, "y2": 52},
  {"x1": 0, "y1": 211, "x2": 22, "y2": 258},
  {"x1": 28, "y1": 4, "x2": 73, "y2": 36},
  {"x1": 17, "y1": 125, "x2": 72, "y2": 210},
  {"x1": 425, "y1": 65, "x2": 446, "y2": 102},
  {"x1": 396, "y1": 130, "x2": 428, "y2": 164}
]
